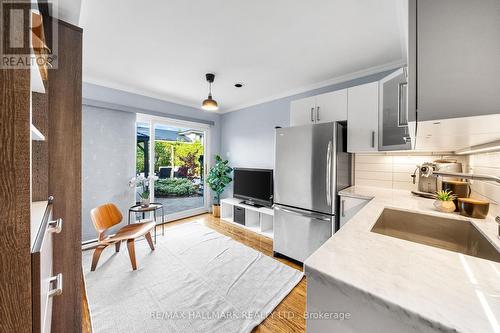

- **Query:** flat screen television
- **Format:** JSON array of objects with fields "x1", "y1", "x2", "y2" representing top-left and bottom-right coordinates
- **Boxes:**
[{"x1": 233, "y1": 168, "x2": 273, "y2": 207}]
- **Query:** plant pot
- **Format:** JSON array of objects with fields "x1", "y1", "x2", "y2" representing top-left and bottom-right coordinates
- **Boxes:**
[
  {"x1": 212, "y1": 204, "x2": 221, "y2": 218},
  {"x1": 433, "y1": 200, "x2": 455, "y2": 213},
  {"x1": 141, "y1": 198, "x2": 150, "y2": 208}
]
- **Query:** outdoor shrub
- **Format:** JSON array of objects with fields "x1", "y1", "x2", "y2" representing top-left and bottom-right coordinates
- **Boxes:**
[{"x1": 154, "y1": 178, "x2": 196, "y2": 197}]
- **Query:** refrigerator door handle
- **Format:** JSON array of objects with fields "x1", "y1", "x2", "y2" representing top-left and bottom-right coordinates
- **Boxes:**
[
  {"x1": 326, "y1": 140, "x2": 332, "y2": 207},
  {"x1": 274, "y1": 205, "x2": 331, "y2": 222}
]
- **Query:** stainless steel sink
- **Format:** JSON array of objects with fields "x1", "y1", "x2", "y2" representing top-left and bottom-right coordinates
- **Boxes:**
[{"x1": 371, "y1": 209, "x2": 500, "y2": 263}]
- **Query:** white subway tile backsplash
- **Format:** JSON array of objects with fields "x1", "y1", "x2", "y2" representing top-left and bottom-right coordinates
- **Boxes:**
[
  {"x1": 355, "y1": 155, "x2": 393, "y2": 164},
  {"x1": 468, "y1": 166, "x2": 500, "y2": 178},
  {"x1": 393, "y1": 173, "x2": 414, "y2": 182},
  {"x1": 393, "y1": 181, "x2": 418, "y2": 191},
  {"x1": 355, "y1": 162, "x2": 393, "y2": 172},
  {"x1": 355, "y1": 153, "x2": 451, "y2": 191},
  {"x1": 354, "y1": 151, "x2": 500, "y2": 204},
  {"x1": 468, "y1": 151, "x2": 500, "y2": 204},
  {"x1": 392, "y1": 164, "x2": 420, "y2": 173},
  {"x1": 392, "y1": 156, "x2": 436, "y2": 165},
  {"x1": 355, "y1": 179, "x2": 393, "y2": 189},
  {"x1": 355, "y1": 171, "x2": 393, "y2": 181}
]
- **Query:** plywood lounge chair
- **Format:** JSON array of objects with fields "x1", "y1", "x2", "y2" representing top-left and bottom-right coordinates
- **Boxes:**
[{"x1": 90, "y1": 203, "x2": 155, "y2": 271}]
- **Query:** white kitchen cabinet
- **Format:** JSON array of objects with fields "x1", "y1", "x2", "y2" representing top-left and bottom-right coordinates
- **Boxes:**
[
  {"x1": 315, "y1": 90, "x2": 348, "y2": 124},
  {"x1": 347, "y1": 82, "x2": 379, "y2": 152},
  {"x1": 290, "y1": 90, "x2": 347, "y2": 126},
  {"x1": 290, "y1": 96, "x2": 316, "y2": 126},
  {"x1": 339, "y1": 195, "x2": 369, "y2": 229}
]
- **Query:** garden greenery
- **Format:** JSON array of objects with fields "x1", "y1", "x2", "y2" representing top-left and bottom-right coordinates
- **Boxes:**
[
  {"x1": 154, "y1": 178, "x2": 197, "y2": 197},
  {"x1": 136, "y1": 140, "x2": 203, "y2": 176}
]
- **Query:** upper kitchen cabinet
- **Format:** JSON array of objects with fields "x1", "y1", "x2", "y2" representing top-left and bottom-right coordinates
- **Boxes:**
[
  {"x1": 290, "y1": 96, "x2": 316, "y2": 126},
  {"x1": 347, "y1": 82, "x2": 379, "y2": 152},
  {"x1": 379, "y1": 68, "x2": 412, "y2": 151},
  {"x1": 315, "y1": 90, "x2": 347, "y2": 124},
  {"x1": 408, "y1": 0, "x2": 500, "y2": 150},
  {"x1": 290, "y1": 90, "x2": 347, "y2": 126}
]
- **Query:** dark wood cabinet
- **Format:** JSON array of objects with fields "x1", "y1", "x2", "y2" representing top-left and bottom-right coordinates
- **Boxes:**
[
  {"x1": 48, "y1": 18, "x2": 83, "y2": 333},
  {"x1": 0, "y1": 12, "x2": 82, "y2": 333}
]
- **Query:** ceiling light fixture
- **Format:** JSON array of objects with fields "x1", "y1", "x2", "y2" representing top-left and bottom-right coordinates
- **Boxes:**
[{"x1": 201, "y1": 73, "x2": 218, "y2": 111}]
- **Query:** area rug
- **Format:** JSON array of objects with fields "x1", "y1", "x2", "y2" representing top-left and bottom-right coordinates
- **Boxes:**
[{"x1": 82, "y1": 221, "x2": 303, "y2": 333}]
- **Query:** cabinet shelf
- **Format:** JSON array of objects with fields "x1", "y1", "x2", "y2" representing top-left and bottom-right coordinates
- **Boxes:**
[
  {"x1": 220, "y1": 198, "x2": 274, "y2": 239},
  {"x1": 31, "y1": 124, "x2": 45, "y2": 141}
]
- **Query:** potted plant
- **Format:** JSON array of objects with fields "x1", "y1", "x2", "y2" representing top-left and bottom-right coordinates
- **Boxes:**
[
  {"x1": 139, "y1": 190, "x2": 150, "y2": 207},
  {"x1": 129, "y1": 174, "x2": 158, "y2": 207},
  {"x1": 207, "y1": 155, "x2": 233, "y2": 217},
  {"x1": 433, "y1": 190, "x2": 457, "y2": 213}
]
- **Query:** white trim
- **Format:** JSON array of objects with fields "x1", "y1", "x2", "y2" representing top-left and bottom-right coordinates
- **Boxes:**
[
  {"x1": 135, "y1": 113, "x2": 211, "y2": 216},
  {"x1": 136, "y1": 113, "x2": 211, "y2": 130},
  {"x1": 85, "y1": 60, "x2": 404, "y2": 114},
  {"x1": 220, "y1": 60, "x2": 405, "y2": 113},
  {"x1": 164, "y1": 208, "x2": 209, "y2": 222},
  {"x1": 379, "y1": 67, "x2": 404, "y2": 84},
  {"x1": 84, "y1": 76, "x2": 203, "y2": 110}
]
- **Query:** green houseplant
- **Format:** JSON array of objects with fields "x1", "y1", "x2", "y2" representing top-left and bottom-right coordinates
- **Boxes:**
[
  {"x1": 433, "y1": 190, "x2": 457, "y2": 213},
  {"x1": 207, "y1": 155, "x2": 232, "y2": 217}
]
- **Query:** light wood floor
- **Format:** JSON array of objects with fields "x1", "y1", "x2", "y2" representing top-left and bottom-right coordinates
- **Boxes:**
[{"x1": 82, "y1": 213, "x2": 306, "y2": 333}]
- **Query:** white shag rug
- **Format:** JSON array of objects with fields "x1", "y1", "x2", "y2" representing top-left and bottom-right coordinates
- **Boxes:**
[{"x1": 83, "y1": 221, "x2": 303, "y2": 333}]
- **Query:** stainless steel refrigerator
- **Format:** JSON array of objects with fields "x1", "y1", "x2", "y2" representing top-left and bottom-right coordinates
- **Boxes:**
[{"x1": 273, "y1": 121, "x2": 352, "y2": 262}]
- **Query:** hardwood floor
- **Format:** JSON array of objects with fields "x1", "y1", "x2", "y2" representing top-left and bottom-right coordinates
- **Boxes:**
[{"x1": 82, "y1": 213, "x2": 306, "y2": 333}]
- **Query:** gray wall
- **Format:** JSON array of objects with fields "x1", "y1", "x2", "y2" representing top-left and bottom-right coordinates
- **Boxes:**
[
  {"x1": 82, "y1": 83, "x2": 221, "y2": 242},
  {"x1": 82, "y1": 106, "x2": 136, "y2": 242},
  {"x1": 219, "y1": 69, "x2": 397, "y2": 197},
  {"x1": 83, "y1": 83, "x2": 221, "y2": 160}
]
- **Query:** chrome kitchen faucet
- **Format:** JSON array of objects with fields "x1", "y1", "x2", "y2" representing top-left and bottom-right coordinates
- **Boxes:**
[{"x1": 428, "y1": 170, "x2": 500, "y2": 239}]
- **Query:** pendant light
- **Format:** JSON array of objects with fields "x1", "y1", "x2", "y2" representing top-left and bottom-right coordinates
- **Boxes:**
[{"x1": 201, "y1": 73, "x2": 219, "y2": 111}]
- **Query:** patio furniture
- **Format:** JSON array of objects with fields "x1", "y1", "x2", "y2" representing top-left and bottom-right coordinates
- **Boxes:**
[
  {"x1": 128, "y1": 203, "x2": 165, "y2": 244},
  {"x1": 90, "y1": 203, "x2": 155, "y2": 271},
  {"x1": 159, "y1": 167, "x2": 172, "y2": 179}
]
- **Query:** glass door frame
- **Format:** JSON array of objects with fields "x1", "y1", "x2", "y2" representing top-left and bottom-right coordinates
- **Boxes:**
[{"x1": 136, "y1": 113, "x2": 211, "y2": 222}]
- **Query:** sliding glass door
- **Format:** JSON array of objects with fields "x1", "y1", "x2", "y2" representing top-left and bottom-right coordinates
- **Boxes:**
[{"x1": 136, "y1": 114, "x2": 210, "y2": 221}]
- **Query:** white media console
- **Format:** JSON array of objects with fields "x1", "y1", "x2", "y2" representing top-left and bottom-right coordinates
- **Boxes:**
[{"x1": 220, "y1": 198, "x2": 274, "y2": 239}]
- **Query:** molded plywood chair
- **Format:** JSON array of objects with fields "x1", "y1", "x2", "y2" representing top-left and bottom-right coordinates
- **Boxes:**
[{"x1": 90, "y1": 203, "x2": 155, "y2": 271}]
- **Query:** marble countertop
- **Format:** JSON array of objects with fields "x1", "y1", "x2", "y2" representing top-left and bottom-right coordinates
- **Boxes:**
[{"x1": 304, "y1": 186, "x2": 500, "y2": 333}]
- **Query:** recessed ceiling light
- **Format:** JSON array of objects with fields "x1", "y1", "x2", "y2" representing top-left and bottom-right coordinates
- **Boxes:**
[{"x1": 234, "y1": 83, "x2": 244, "y2": 88}]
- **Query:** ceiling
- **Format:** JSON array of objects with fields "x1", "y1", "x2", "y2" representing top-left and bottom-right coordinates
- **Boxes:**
[{"x1": 79, "y1": 0, "x2": 406, "y2": 112}]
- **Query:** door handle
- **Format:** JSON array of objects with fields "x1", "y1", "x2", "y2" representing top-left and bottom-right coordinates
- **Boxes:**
[
  {"x1": 341, "y1": 199, "x2": 346, "y2": 217},
  {"x1": 310, "y1": 108, "x2": 315, "y2": 122},
  {"x1": 274, "y1": 205, "x2": 331, "y2": 222},
  {"x1": 316, "y1": 106, "x2": 320, "y2": 121},
  {"x1": 398, "y1": 82, "x2": 408, "y2": 127},
  {"x1": 326, "y1": 141, "x2": 332, "y2": 207},
  {"x1": 371, "y1": 131, "x2": 375, "y2": 148},
  {"x1": 48, "y1": 218, "x2": 63, "y2": 234},
  {"x1": 48, "y1": 273, "x2": 63, "y2": 297}
]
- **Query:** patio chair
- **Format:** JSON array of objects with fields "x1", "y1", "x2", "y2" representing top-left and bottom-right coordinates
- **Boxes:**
[{"x1": 90, "y1": 203, "x2": 155, "y2": 271}]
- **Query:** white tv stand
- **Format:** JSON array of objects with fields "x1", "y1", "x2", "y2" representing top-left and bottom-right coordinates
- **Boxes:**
[{"x1": 220, "y1": 198, "x2": 274, "y2": 239}]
